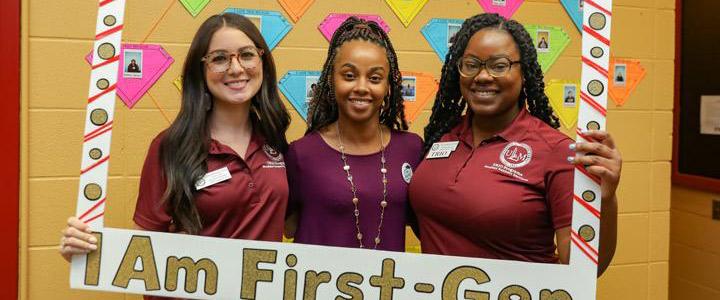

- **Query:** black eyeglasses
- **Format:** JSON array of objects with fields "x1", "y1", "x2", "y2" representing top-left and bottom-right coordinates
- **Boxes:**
[
  {"x1": 201, "y1": 46, "x2": 264, "y2": 73},
  {"x1": 456, "y1": 56, "x2": 521, "y2": 78}
]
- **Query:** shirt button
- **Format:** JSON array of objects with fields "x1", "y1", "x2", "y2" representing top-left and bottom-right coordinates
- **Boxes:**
[{"x1": 248, "y1": 182, "x2": 255, "y2": 188}]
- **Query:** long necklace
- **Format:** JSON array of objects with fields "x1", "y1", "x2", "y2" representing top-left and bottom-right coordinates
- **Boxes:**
[{"x1": 336, "y1": 122, "x2": 388, "y2": 249}]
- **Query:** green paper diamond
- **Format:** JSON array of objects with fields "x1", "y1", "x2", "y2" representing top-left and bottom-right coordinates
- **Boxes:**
[
  {"x1": 525, "y1": 24, "x2": 571, "y2": 73},
  {"x1": 179, "y1": 0, "x2": 211, "y2": 17}
]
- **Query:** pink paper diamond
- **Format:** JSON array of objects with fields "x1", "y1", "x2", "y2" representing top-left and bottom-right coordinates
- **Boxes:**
[
  {"x1": 85, "y1": 44, "x2": 174, "y2": 108},
  {"x1": 477, "y1": 0, "x2": 525, "y2": 19}
]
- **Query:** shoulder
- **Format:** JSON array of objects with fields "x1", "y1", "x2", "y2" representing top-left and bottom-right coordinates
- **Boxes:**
[
  {"x1": 390, "y1": 130, "x2": 425, "y2": 163},
  {"x1": 146, "y1": 130, "x2": 169, "y2": 155},
  {"x1": 391, "y1": 130, "x2": 423, "y2": 148},
  {"x1": 522, "y1": 117, "x2": 573, "y2": 170},
  {"x1": 440, "y1": 115, "x2": 467, "y2": 142},
  {"x1": 288, "y1": 132, "x2": 323, "y2": 151},
  {"x1": 286, "y1": 132, "x2": 323, "y2": 160},
  {"x1": 526, "y1": 116, "x2": 573, "y2": 150}
]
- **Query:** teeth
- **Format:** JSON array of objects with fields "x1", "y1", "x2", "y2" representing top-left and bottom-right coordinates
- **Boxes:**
[
  {"x1": 225, "y1": 80, "x2": 248, "y2": 86},
  {"x1": 474, "y1": 91, "x2": 497, "y2": 96}
]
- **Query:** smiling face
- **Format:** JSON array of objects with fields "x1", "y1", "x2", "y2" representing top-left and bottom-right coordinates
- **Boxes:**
[
  {"x1": 459, "y1": 28, "x2": 524, "y2": 121},
  {"x1": 332, "y1": 40, "x2": 390, "y2": 124},
  {"x1": 204, "y1": 26, "x2": 263, "y2": 107}
]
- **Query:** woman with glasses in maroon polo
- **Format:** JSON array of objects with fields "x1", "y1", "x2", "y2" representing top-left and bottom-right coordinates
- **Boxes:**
[
  {"x1": 410, "y1": 13, "x2": 621, "y2": 275},
  {"x1": 58, "y1": 13, "x2": 290, "y2": 299}
]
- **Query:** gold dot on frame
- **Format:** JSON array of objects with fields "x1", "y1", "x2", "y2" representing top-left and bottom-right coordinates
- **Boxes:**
[
  {"x1": 103, "y1": 15, "x2": 117, "y2": 26},
  {"x1": 96, "y1": 78, "x2": 110, "y2": 90},
  {"x1": 586, "y1": 121, "x2": 601, "y2": 131},
  {"x1": 84, "y1": 183, "x2": 103, "y2": 201},
  {"x1": 582, "y1": 190, "x2": 596, "y2": 202},
  {"x1": 590, "y1": 47, "x2": 603, "y2": 58},
  {"x1": 587, "y1": 79, "x2": 604, "y2": 96},
  {"x1": 89, "y1": 148, "x2": 103, "y2": 160},
  {"x1": 97, "y1": 43, "x2": 116, "y2": 60},
  {"x1": 579, "y1": 225, "x2": 596, "y2": 242},
  {"x1": 285, "y1": 254, "x2": 297, "y2": 267},
  {"x1": 589, "y1": 12, "x2": 607, "y2": 31},
  {"x1": 498, "y1": 285, "x2": 531, "y2": 299},
  {"x1": 90, "y1": 109, "x2": 109, "y2": 126}
]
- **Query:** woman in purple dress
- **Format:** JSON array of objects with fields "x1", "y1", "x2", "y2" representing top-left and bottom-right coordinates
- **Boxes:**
[{"x1": 284, "y1": 17, "x2": 423, "y2": 251}]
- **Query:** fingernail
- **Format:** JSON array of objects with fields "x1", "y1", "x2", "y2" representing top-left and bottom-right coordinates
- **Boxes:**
[
  {"x1": 567, "y1": 156, "x2": 575, "y2": 163},
  {"x1": 89, "y1": 237, "x2": 97, "y2": 243},
  {"x1": 89, "y1": 244, "x2": 97, "y2": 250},
  {"x1": 569, "y1": 143, "x2": 576, "y2": 150}
]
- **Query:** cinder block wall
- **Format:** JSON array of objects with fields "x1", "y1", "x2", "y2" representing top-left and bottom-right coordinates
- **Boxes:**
[
  {"x1": 670, "y1": 186, "x2": 720, "y2": 299},
  {"x1": 19, "y1": 0, "x2": 675, "y2": 299}
]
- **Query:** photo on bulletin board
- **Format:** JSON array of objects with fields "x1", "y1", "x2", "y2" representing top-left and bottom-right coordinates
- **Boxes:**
[
  {"x1": 401, "y1": 76, "x2": 416, "y2": 101},
  {"x1": 493, "y1": 0, "x2": 507, "y2": 7},
  {"x1": 614, "y1": 64, "x2": 627, "y2": 86},
  {"x1": 563, "y1": 84, "x2": 577, "y2": 107},
  {"x1": 123, "y1": 49, "x2": 142, "y2": 79},
  {"x1": 536, "y1": 29, "x2": 550, "y2": 52},
  {"x1": 305, "y1": 75, "x2": 319, "y2": 102},
  {"x1": 447, "y1": 23, "x2": 461, "y2": 48}
]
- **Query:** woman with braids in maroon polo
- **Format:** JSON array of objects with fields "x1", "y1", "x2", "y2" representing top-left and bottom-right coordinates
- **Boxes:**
[
  {"x1": 285, "y1": 17, "x2": 424, "y2": 251},
  {"x1": 409, "y1": 13, "x2": 621, "y2": 275}
]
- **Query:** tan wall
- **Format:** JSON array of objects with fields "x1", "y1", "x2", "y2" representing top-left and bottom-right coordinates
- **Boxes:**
[
  {"x1": 19, "y1": 0, "x2": 675, "y2": 299},
  {"x1": 669, "y1": 186, "x2": 720, "y2": 299}
]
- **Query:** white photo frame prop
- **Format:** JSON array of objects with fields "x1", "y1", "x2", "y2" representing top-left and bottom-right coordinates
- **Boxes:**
[{"x1": 70, "y1": 1, "x2": 614, "y2": 299}]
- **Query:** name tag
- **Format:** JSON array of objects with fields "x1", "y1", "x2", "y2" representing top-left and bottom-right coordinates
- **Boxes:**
[
  {"x1": 195, "y1": 167, "x2": 232, "y2": 190},
  {"x1": 426, "y1": 141, "x2": 459, "y2": 159}
]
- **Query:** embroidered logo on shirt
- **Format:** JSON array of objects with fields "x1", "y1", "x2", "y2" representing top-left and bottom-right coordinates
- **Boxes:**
[
  {"x1": 482, "y1": 142, "x2": 531, "y2": 181},
  {"x1": 263, "y1": 144, "x2": 283, "y2": 162},
  {"x1": 262, "y1": 144, "x2": 285, "y2": 168},
  {"x1": 401, "y1": 162, "x2": 413, "y2": 183},
  {"x1": 499, "y1": 142, "x2": 533, "y2": 168}
]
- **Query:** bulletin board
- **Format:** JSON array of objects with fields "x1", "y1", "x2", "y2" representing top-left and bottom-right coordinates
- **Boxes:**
[{"x1": 672, "y1": 0, "x2": 720, "y2": 193}]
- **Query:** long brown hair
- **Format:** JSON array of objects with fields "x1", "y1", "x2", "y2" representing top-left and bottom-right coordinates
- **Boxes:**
[{"x1": 159, "y1": 13, "x2": 290, "y2": 234}]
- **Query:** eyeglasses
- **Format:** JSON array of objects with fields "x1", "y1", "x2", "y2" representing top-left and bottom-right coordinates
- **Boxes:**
[
  {"x1": 456, "y1": 56, "x2": 521, "y2": 78},
  {"x1": 202, "y1": 46, "x2": 264, "y2": 73}
]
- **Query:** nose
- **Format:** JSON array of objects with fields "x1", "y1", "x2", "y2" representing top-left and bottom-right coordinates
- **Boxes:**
[
  {"x1": 353, "y1": 77, "x2": 370, "y2": 95},
  {"x1": 226, "y1": 55, "x2": 245, "y2": 75},
  {"x1": 473, "y1": 65, "x2": 494, "y2": 83}
]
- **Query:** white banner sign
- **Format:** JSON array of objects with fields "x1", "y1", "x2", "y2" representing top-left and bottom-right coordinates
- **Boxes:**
[{"x1": 72, "y1": 228, "x2": 588, "y2": 299}]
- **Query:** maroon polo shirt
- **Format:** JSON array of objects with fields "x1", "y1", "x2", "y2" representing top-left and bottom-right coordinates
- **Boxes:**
[
  {"x1": 133, "y1": 131, "x2": 288, "y2": 241},
  {"x1": 409, "y1": 109, "x2": 574, "y2": 263}
]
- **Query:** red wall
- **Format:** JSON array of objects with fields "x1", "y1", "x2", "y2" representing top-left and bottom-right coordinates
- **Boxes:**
[{"x1": 0, "y1": 0, "x2": 21, "y2": 298}]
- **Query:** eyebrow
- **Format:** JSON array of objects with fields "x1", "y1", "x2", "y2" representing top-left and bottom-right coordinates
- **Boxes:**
[
  {"x1": 369, "y1": 66, "x2": 387, "y2": 73},
  {"x1": 206, "y1": 45, "x2": 257, "y2": 54},
  {"x1": 465, "y1": 54, "x2": 514, "y2": 60},
  {"x1": 339, "y1": 63, "x2": 387, "y2": 73}
]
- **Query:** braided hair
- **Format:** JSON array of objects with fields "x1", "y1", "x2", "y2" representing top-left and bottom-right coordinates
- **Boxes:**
[
  {"x1": 423, "y1": 13, "x2": 560, "y2": 152},
  {"x1": 306, "y1": 17, "x2": 408, "y2": 133}
]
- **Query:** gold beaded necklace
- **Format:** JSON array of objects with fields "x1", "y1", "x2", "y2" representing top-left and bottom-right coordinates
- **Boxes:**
[{"x1": 336, "y1": 122, "x2": 388, "y2": 249}]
